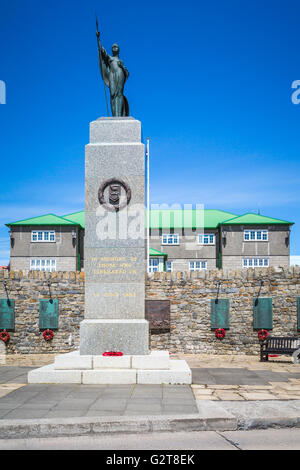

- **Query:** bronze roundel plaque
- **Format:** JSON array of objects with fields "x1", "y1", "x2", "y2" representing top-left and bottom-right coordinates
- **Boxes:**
[{"x1": 98, "y1": 178, "x2": 131, "y2": 212}]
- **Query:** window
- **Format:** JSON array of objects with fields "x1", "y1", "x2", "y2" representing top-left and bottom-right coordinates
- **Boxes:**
[
  {"x1": 189, "y1": 260, "x2": 207, "y2": 271},
  {"x1": 149, "y1": 258, "x2": 159, "y2": 273},
  {"x1": 165, "y1": 261, "x2": 173, "y2": 272},
  {"x1": 30, "y1": 259, "x2": 56, "y2": 272},
  {"x1": 162, "y1": 234, "x2": 179, "y2": 245},
  {"x1": 243, "y1": 258, "x2": 269, "y2": 268},
  {"x1": 244, "y1": 230, "x2": 268, "y2": 241},
  {"x1": 31, "y1": 230, "x2": 55, "y2": 242},
  {"x1": 198, "y1": 234, "x2": 215, "y2": 245}
]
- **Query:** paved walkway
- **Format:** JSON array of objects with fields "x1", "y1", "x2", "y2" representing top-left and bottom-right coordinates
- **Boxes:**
[
  {"x1": 0, "y1": 382, "x2": 197, "y2": 420},
  {"x1": 2, "y1": 353, "x2": 300, "y2": 403},
  {"x1": 177, "y1": 353, "x2": 300, "y2": 401},
  {"x1": 1, "y1": 354, "x2": 300, "y2": 437}
]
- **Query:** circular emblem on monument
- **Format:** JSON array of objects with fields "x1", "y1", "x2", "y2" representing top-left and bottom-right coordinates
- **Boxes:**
[{"x1": 98, "y1": 178, "x2": 131, "y2": 212}]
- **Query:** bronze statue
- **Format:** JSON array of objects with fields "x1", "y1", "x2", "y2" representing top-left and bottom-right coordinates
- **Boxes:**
[{"x1": 96, "y1": 18, "x2": 129, "y2": 117}]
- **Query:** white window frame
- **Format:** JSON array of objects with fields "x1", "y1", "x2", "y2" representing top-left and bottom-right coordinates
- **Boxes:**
[
  {"x1": 198, "y1": 233, "x2": 215, "y2": 245},
  {"x1": 149, "y1": 258, "x2": 159, "y2": 273},
  {"x1": 31, "y1": 230, "x2": 56, "y2": 242},
  {"x1": 242, "y1": 258, "x2": 269, "y2": 268},
  {"x1": 244, "y1": 230, "x2": 268, "y2": 242},
  {"x1": 165, "y1": 261, "x2": 173, "y2": 272},
  {"x1": 161, "y1": 234, "x2": 179, "y2": 245},
  {"x1": 189, "y1": 260, "x2": 207, "y2": 271},
  {"x1": 30, "y1": 259, "x2": 56, "y2": 272}
]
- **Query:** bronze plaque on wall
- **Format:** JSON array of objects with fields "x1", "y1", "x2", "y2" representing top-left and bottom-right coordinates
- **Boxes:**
[{"x1": 145, "y1": 300, "x2": 170, "y2": 331}]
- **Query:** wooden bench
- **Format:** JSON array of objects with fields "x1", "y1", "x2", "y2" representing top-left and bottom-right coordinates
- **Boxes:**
[{"x1": 260, "y1": 336, "x2": 300, "y2": 362}]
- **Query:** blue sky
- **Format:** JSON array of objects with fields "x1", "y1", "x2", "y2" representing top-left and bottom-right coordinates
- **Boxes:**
[{"x1": 0, "y1": 0, "x2": 300, "y2": 264}]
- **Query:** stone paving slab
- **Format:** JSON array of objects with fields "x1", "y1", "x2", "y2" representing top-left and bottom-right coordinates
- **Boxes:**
[
  {"x1": 220, "y1": 400, "x2": 300, "y2": 429},
  {"x1": 0, "y1": 367, "x2": 33, "y2": 384},
  {"x1": 0, "y1": 383, "x2": 198, "y2": 420},
  {"x1": 191, "y1": 365, "x2": 300, "y2": 400}
]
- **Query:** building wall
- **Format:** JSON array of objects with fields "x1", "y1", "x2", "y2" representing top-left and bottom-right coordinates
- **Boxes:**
[
  {"x1": 149, "y1": 228, "x2": 219, "y2": 269},
  {"x1": 222, "y1": 255, "x2": 290, "y2": 270},
  {"x1": 1, "y1": 266, "x2": 300, "y2": 355},
  {"x1": 9, "y1": 226, "x2": 79, "y2": 272},
  {"x1": 221, "y1": 225, "x2": 290, "y2": 269},
  {"x1": 9, "y1": 225, "x2": 290, "y2": 272},
  {"x1": 10, "y1": 256, "x2": 78, "y2": 272}
]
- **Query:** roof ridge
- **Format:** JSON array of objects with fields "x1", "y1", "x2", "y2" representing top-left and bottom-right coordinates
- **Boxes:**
[
  {"x1": 61, "y1": 210, "x2": 84, "y2": 216},
  {"x1": 220, "y1": 212, "x2": 294, "y2": 225},
  {"x1": 6, "y1": 213, "x2": 80, "y2": 227}
]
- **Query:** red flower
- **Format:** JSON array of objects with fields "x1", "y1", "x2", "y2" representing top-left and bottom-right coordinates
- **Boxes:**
[
  {"x1": 43, "y1": 329, "x2": 54, "y2": 341},
  {"x1": 215, "y1": 328, "x2": 226, "y2": 339},
  {"x1": 102, "y1": 351, "x2": 123, "y2": 356},
  {"x1": 258, "y1": 329, "x2": 269, "y2": 341},
  {"x1": 0, "y1": 330, "x2": 10, "y2": 343}
]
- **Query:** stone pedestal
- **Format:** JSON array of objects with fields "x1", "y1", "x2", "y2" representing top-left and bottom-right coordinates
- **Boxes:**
[
  {"x1": 81, "y1": 117, "x2": 148, "y2": 355},
  {"x1": 28, "y1": 351, "x2": 192, "y2": 385},
  {"x1": 27, "y1": 117, "x2": 191, "y2": 385},
  {"x1": 80, "y1": 319, "x2": 149, "y2": 355}
]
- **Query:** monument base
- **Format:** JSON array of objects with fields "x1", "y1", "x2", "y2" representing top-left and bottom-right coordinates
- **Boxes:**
[
  {"x1": 27, "y1": 351, "x2": 192, "y2": 385},
  {"x1": 80, "y1": 319, "x2": 149, "y2": 356}
]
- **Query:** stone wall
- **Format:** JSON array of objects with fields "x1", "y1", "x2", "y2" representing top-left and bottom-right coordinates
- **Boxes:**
[
  {"x1": 147, "y1": 267, "x2": 300, "y2": 355},
  {"x1": 0, "y1": 266, "x2": 300, "y2": 355},
  {"x1": 0, "y1": 270, "x2": 84, "y2": 354}
]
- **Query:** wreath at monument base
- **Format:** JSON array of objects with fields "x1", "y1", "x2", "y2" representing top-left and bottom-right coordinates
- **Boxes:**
[
  {"x1": 102, "y1": 351, "x2": 123, "y2": 356},
  {"x1": 43, "y1": 329, "x2": 54, "y2": 341},
  {"x1": 258, "y1": 329, "x2": 269, "y2": 341},
  {"x1": 215, "y1": 328, "x2": 226, "y2": 339},
  {"x1": 0, "y1": 330, "x2": 10, "y2": 343}
]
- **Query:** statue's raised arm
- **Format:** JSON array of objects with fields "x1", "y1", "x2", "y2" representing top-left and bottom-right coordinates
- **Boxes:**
[{"x1": 100, "y1": 43, "x2": 110, "y2": 68}]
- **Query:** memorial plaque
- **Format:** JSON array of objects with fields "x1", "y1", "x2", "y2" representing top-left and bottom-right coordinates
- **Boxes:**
[
  {"x1": 210, "y1": 299, "x2": 230, "y2": 329},
  {"x1": 39, "y1": 299, "x2": 59, "y2": 330},
  {"x1": 0, "y1": 299, "x2": 15, "y2": 330},
  {"x1": 253, "y1": 297, "x2": 273, "y2": 330},
  {"x1": 145, "y1": 300, "x2": 170, "y2": 331}
]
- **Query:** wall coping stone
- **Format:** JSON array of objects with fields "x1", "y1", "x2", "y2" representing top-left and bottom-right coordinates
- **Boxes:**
[{"x1": 0, "y1": 266, "x2": 299, "y2": 284}]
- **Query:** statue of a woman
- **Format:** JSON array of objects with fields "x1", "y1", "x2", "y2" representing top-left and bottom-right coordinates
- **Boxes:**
[{"x1": 96, "y1": 30, "x2": 129, "y2": 117}]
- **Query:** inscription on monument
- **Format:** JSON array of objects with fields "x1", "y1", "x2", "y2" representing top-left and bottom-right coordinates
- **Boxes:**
[{"x1": 91, "y1": 256, "x2": 137, "y2": 275}]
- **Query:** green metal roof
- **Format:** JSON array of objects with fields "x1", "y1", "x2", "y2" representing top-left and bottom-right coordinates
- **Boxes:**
[
  {"x1": 6, "y1": 213, "x2": 80, "y2": 227},
  {"x1": 61, "y1": 211, "x2": 85, "y2": 229},
  {"x1": 221, "y1": 212, "x2": 294, "y2": 226},
  {"x1": 149, "y1": 248, "x2": 167, "y2": 257},
  {"x1": 6, "y1": 209, "x2": 294, "y2": 229},
  {"x1": 148, "y1": 209, "x2": 237, "y2": 229}
]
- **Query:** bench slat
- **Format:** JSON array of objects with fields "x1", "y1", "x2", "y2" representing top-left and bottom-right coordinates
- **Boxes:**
[{"x1": 260, "y1": 336, "x2": 300, "y2": 361}]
